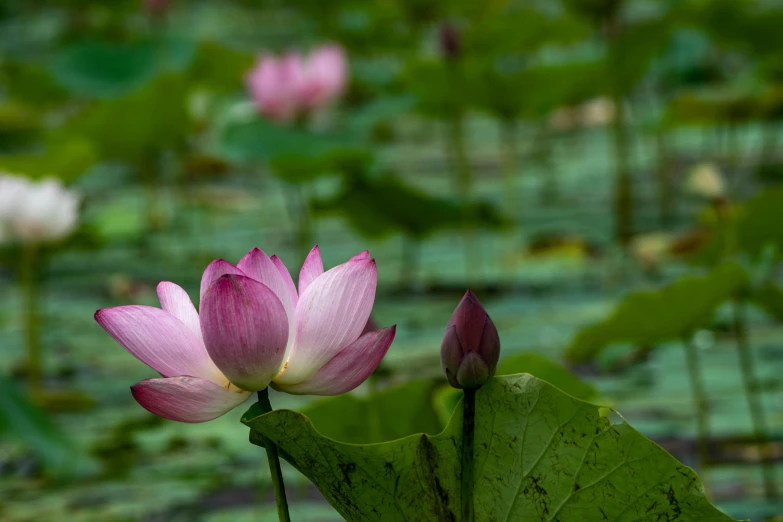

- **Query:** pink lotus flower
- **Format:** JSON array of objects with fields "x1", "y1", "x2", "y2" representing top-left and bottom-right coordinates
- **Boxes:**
[
  {"x1": 245, "y1": 44, "x2": 348, "y2": 123},
  {"x1": 95, "y1": 246, "x2": 395, "y2": 423}
]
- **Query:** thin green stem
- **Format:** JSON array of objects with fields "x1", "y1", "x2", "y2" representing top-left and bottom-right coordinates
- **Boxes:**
[
  {"x1": 257, "y1": 388, "x2": 291, "y2": 522},
  {"x1": 682, "y1": 336, "x2": 710, "y2": 471},
  {"x1": 606, "y1": 16, "x2": 634, "y2": 246},
  {"x1": 461, "y1": 387, "x2": 477, "y2": 522},
  {"x1": 731, "y1": 299, "x2": 778, "y2": 500},
  {"x1": 654, "y1": 129, "x2": 675, "y2": 227},
  {"x1": 21, "y1": 243, "x2": 40, "y2": 394}
]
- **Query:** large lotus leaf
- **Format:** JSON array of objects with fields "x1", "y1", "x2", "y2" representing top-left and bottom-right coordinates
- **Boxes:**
[
  {"x1": 50, "y1": 40, "x2": 157, "y2": 98},
  {"x1": 566, "y1": 262, "x2": 748, "y2": 364},
  {"x1": 464, "y1": 8, "x2": 589, "y2": 56},
  {"x1": 300, "y1": 379, "x2": 443, "y2": 444},
  {"x1": 216, "y1": 118, "x2": 355, "y2": 164},
  {"x1": 187, "y1": 41, "x2": 254, "y2": 94},
  {"x1": 311, "y1": 175, "x2": 508, "y2": 239},
  {"x1": 0, "y1": 133, "x2": 97, "y2": 182},
  {"x1": 243, "y1": 374, "x2": 738, "y2": 522},
  {"x1": 733, "y1": 187, "x2": 783, "y2": 260},
  {"x1": 610, "y1": 17, "x2": 674, "y2": 95},
  {"x1": 517, "y1": 61, "x2": 606, "y2": 116},
  {"x1": 69, "y1": 74, "x2": 191, "y2": 161},
  {"x1": 751, "y1": 281, "x2": 783, "y2": 323},
  {"x1": 0, "y1": 60, "x2": 70, "y2": 106},
  {"x1": 50, "y1": 38, "x2": 195, "y2": 99},
  {"x1": 688, "y1": 0, "x2": 783, "y2": 62}
]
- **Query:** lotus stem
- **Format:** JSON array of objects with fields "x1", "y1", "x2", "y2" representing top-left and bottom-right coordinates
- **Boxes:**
[
  {"x1": 21, "y1": 243, "x2": 41, "y2": 394},
  {"x1": 731, "y1": 298, "x2": 778, "y2": 500},
  {"x1": 682, "y1": 335, "x2": 710, "y2": 471},
  {"x1": 606, "y1": 15, "x2": 634, "y2": 246},
  {"x1": 655, "y1": 129, "x2": 675, "y2": 227},
  {"x1": 461, "y1": 387, "x2": 477, "y2": 522},
  {"x1": 257, "y1": 388, "x2": 291, "y2": 522}
]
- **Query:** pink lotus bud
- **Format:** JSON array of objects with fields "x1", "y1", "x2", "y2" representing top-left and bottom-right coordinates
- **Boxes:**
[
  {"x1": 441, "y1": 290, "x2": 500, "y2": 389},
  {"x1": 438, "y1": 22, "x2": 461, "y2": 60},
  {"x1": 95, "y1": 246, "x2": 395, "y2": 423}
]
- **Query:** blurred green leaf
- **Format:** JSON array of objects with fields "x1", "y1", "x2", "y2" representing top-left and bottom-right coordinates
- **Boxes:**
[
  {"x1": 751, "y1": 281, "x2": 783, "y2": 323},
  {"x1": 0, "y1": 376, "x2": 92, "y2": 477},
  {"x1": 50, "y1": 40, "x2": 157, "y2": 98},
  {"x1": 188, "y1": 41, "x2": 254, "y2": 94},
  {"x1": 345, "y1": 96, "x2": 416, "y2": 137},
  {"x1": 566, "y1": 262, "x2": 748, "y2": 364},
  {"x1": 217, "y1": 118, "x2": 355, "y2": 164},
  {"x1": 300, "y1": 379, "x2": 443, "y2": 444},
  {"x1": 69, "y1": 74, "x2": 191, "y2": 161},
  {"x1": 312, "y1": 175, "x2": 508, "y2": 239},
  {"x1": 0, "y1": 60, "x2": 70, "y2": 107},
  {"x1": 0, "y1": 134, "x2": 97, "y2": 182},
  {"x1": 0, "y1": 103, "x2": 42, "y2": 151},
  {"x1": 245, "y1": 374, "x2": 738, "y2": 521}
]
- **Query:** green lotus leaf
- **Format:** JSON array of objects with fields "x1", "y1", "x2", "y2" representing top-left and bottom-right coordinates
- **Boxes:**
[{"x1": 243, "y1": 374, "x2": 739, "y2": 522}]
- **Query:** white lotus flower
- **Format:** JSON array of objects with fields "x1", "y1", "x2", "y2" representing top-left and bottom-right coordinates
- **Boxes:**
[{"x1": 0, "y1": 173, "x2": 80, "y2": 244}]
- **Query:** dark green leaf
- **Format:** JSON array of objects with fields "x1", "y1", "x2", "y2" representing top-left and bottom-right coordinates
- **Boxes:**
[
  {"x1": 311, "y1": 175, "x2": 508, "y2": 239},
  {"x1": 244, "y1": 374, "x2": 739, "y2": 522}
]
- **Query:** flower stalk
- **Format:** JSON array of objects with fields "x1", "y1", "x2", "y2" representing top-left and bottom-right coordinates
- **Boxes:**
[
  {"x1": 731, "y1": 298, "x2": 778, "y2": 500},
  {"x1": 460, "y1": 387, "x2": 477, "y2": 522},
  {"x1": 257, "y1": 388, "x2": 291, "y2": 522},
  {"x1": 21, "y1": 243, "x2": 41, "y2": 394},
  {"x1": 682, "y1": 335, "x2": 710, "y2": 471}
]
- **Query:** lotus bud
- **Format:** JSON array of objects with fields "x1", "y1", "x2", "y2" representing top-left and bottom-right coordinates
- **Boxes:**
[
  {"x1": 441, "y1": 290, "x2": 500, "y2": 389},
  {"x1": 438, "y1": 22, "x2": 461, "y2": 61}
]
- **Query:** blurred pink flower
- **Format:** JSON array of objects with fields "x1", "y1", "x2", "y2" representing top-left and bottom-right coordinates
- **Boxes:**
[
  {"x1": 245, "y1": 44, "x2": 348, "y2": 123},
  {"x1": 298, "y1": 45, "x2": 348, "y2": 111},
  {"x1": 95, "y1": 246, "x2": 394, "y2": 423}
]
